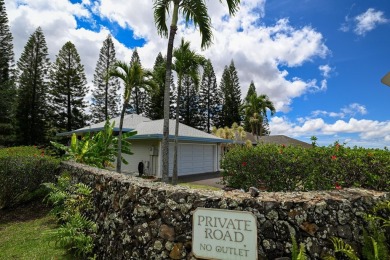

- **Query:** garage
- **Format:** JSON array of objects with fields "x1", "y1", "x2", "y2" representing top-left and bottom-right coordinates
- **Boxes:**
[{"x1": 178, "y1": 144, "x2": 215, "y2": 175}]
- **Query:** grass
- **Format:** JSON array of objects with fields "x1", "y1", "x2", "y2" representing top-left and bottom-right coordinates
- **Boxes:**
[
  {"x1": 0, "y1": 204, "x2": 71, "y2": 260},
  {"x1": 178, "y1": 183, "x2": 221, "y2": 191}
]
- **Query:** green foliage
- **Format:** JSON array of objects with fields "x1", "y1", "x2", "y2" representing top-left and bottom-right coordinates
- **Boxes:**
[
  {"x1": 291, "y1": 235, "x2": 307, "y2": 260},
  {"x1": 45, "y1": 175, "x2": 96, "y2": 258},
  {"x1": 91, "y1": 35, "x2": 120, "y2": 123},
  {"x1": 49, "y1": 41, "x2": 88, "y2": 132},
  {"x1": 15, "y1": 27, "x2": 51, "y2": 145},
  {"x1": 323, "y1": 237, "x2": 359, "y2": 260},
  {"x1": 198, "y1": 59, "x2": 221, "y2": 133},
  {"x1": 221, "y1": 142, "x2": 390, "y2": 191},
  {"x1": 362, "y1": 200, "x2": 390, "y2": 259},
  {"x1": 220, "y1": 60, "x2": 242, "y2": 127},
  {"x1": 0, "y1": 0, "x2": 16, "y2": 146},
  {"x1": 51, "y1": 120, "x2": 136, "y2": 169},
  {"x1": 0, "y1": 146, "x2": 60, "y2": 209}
]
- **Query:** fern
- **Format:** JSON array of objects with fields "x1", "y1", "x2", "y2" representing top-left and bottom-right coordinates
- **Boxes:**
[
  {"x1": 329, "y1": 237, "x2": 359, "y2": 260},
  {"x1": 44, "y1": 175, "x2": 96, "y2": 258},
  {"x1": 291, "y1": 234, "x2": 307, "y2": 260}
]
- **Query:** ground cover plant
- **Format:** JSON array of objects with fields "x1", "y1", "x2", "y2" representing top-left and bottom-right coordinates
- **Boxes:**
[
  {"x1": 0, "y1": 146, "x2": 60, "y2": 209},
  {"x1": 221, "y1": 142, "x2": 390, "y2": 192},
  {"x1": 44, "y1": 174, "x2": 97, "y2": 258}
]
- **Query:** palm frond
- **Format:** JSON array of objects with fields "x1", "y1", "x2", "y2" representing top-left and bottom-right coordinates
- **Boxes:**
[
  {"x1": 220, "y1": 0, "x2": 241, "y2": 16},
  {"x1": 153, "y1": 0, "x2": 170, "y2": 37},
  {"x1": 181, "y1": 0, "x2": 213, "y2": 49}
]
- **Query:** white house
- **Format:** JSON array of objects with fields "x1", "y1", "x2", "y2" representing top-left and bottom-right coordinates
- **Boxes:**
[{"x1": 58, "y1": 114, "x2": 232, "y2": 177}]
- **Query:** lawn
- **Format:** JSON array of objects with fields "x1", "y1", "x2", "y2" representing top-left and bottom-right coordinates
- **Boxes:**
[{"x1": 0, "y1": 201, "x2": 71, "y2": 260}]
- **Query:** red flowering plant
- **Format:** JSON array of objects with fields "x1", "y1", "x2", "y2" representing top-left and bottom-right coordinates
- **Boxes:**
[{"x1": 221, "y1": 141, "x2": 390, "y2": 192}]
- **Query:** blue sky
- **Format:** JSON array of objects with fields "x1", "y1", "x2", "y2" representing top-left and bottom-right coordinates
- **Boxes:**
[{"x1": 5, "y1": 0, "x2": 390, "y2": 148}]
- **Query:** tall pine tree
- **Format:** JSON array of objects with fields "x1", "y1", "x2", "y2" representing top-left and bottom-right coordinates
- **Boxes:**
[
  {"x1": 0, "y1": 0, "x2": 16, "y2": 145},
  {"x1": 243, "y1": 81, "x2": 257, "y2": 132},
  {"x1": 148, "y1": 53, "x2": 165, "y2": 120},
  {"x1": 50, "y1": 41, "x2": 88, "y2": 132},
  {"x1": 148, "y1": 52, "x2": 176, "y2": 120},
  {"x1": 15, "y1": 27, "x2": 51, "y2": 145},
  {"x1": 127, "y1": 49, "x2": 151, "y2": 115},
  {"x1": 198, "y1": 60, "x2": 221, "y2": 133},
  {"x1": 179, "y1": 74, "x2": 201, "y2": 128},
  {"x1": 90, "y1": 35, "x2": 120, "y2": 123},
  {"x1": 220, "y1": 60, "x2": 241, "y2": 127}
]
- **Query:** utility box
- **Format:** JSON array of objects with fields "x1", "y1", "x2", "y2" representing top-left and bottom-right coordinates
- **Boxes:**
[{"x1": 149, "y1": 146, "x2": 158, "y2": 156}]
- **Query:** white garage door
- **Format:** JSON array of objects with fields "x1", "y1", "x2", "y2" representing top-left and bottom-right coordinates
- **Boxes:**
[{"x1": 169, "y1": 144, "x2": 215, "y2": 176}]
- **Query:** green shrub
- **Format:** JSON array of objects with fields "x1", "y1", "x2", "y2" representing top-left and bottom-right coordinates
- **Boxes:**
[
  {"x1": 0, "y1": 146, "x2": 61, "y2": 209},
  {"x1": 44, "y1": 175, "x2": 96, "y2": 258},
  {"x1": 221, "y1": 143, "x2": 390, "y2": 191},
  {"x1": 51, "y1": 120, "x2": 136, "y2": 169}
]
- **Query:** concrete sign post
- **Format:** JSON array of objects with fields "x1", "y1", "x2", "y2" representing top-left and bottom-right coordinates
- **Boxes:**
[{"x1": 192, "y1": 208, "x2": 258, "y2": 260}]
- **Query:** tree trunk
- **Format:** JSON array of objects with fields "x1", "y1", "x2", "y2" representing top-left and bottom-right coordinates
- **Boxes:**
[
  {"x1": 161, "y1": 3, "x2": 179, "y2": 183},
  {"x1": 173, "y1": 75, "x2": 182, "y2": 185},
  {"x1": 116, "y1": 98, "x2": 127, "y2": 173}
]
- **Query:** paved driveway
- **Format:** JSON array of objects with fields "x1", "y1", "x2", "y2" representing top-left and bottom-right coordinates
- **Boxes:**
[{"x1": 178, "y1": 172, "x2": 224, "y2": 189}]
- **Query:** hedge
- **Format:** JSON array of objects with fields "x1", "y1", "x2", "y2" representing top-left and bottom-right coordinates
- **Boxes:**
[
  {"x1": 0, "y1": 146, "x2": 61, "y2": 209},
  {"x1": 220, "y1": 143, "x2": 390, "y2": 192}
]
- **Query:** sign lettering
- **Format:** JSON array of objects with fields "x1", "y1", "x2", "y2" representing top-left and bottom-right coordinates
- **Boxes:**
[{"x1": 192, "y1": 208, "x2": 258, "y2": 260}]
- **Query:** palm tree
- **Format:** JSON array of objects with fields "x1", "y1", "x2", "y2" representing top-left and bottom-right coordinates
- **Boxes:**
[
  {"x1": 172, "y1": 38, "x2": 205, "y2": 184},
  {"x1": 153, "y1": 0, "x2": 241, "y2": 183},
  {"x1": 243, "y1": 93, "x2": 276, "y2": 139},
  {"x1": 108, "y1": 60, "x2": 155, "y2": 173}
]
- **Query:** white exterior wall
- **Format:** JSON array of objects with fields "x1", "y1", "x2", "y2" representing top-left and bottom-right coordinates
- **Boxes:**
[{"x1": 121, "y1": 140, "x2": 159, "y2": 175}]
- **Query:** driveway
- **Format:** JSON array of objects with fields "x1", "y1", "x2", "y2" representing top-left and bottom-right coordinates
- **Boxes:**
[{"x1": 178, "y1": 172, "x2": 224, "y2": 189}]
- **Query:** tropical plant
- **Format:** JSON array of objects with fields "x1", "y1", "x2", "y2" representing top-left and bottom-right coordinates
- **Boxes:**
[
  {"x1": 153, "y1": 0, "x2": 241, "y2": 183},
  {"x1": 107, "y1": 60, "x2": 155, "y2": 173},
  {"x1": 242, "y1": 93, "x2": 275, "y2": 138},
  {"x1": 172, "y1": 38, "x2": 205, "y2": 184},
  {"x1": 51, "y1": 120, "x2": 136, "y2": 169},
  {"x1": 221, "y1": 142, "x2": 390, "y2": 192}
]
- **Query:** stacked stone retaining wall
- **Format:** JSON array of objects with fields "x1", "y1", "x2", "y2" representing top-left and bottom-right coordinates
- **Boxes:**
[{"x1": 62, "y1": 162, "x2": 389, "y2": 259}]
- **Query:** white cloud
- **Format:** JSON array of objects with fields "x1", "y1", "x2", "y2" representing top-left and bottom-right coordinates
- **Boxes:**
[
  {"x1": 270, "y1": 116, "x2": 390, "y2": 148},
  {"x1": 341, "y1": 8, "x2": 388, "y2": 36},
  {"x1": 354, "y1": 8, "x2": 388, "y2": 36},
  {"x1": 310, "y1": 103, "x2": 367, "y2": 119},
  {"x1": 319, "y1": 64, "x2": 332, "y2": 78},
  {"x1": 6, "y1": 0, "x2": 330, "y2": 113}
]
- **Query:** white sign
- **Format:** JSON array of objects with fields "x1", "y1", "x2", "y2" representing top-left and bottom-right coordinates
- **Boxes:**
[{"x1": 192, "y1": 208, "x2": 258, "y2": 260}]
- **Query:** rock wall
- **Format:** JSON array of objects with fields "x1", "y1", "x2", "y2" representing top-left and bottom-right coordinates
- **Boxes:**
[{"x1": 63, "y1": 162, "x2": 389, "y2": 260}]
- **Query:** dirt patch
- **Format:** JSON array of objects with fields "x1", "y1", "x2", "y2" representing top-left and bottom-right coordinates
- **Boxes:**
[{"x1": 0, "y1": 199, "x2": 51, "y2": 225}]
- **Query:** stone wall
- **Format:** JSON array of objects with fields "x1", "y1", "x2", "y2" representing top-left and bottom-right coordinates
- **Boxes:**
[{"x1": 62, "y1": 162, "x2": 389, "y2": 260}]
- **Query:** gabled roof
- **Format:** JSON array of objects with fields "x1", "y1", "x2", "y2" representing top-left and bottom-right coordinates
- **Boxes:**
[
  {"x1": 57, "y1": 114, "x2": 231, "y2": 144},
  {"x1": 57, "y1": 114, "x2": 151, "y2": 136},
  {"x1": 257, "y1": 135, "x2": 312, "y2": 148},
  {"x1": 230, "y1": 131, "x2": 311, "y2": 148}
]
